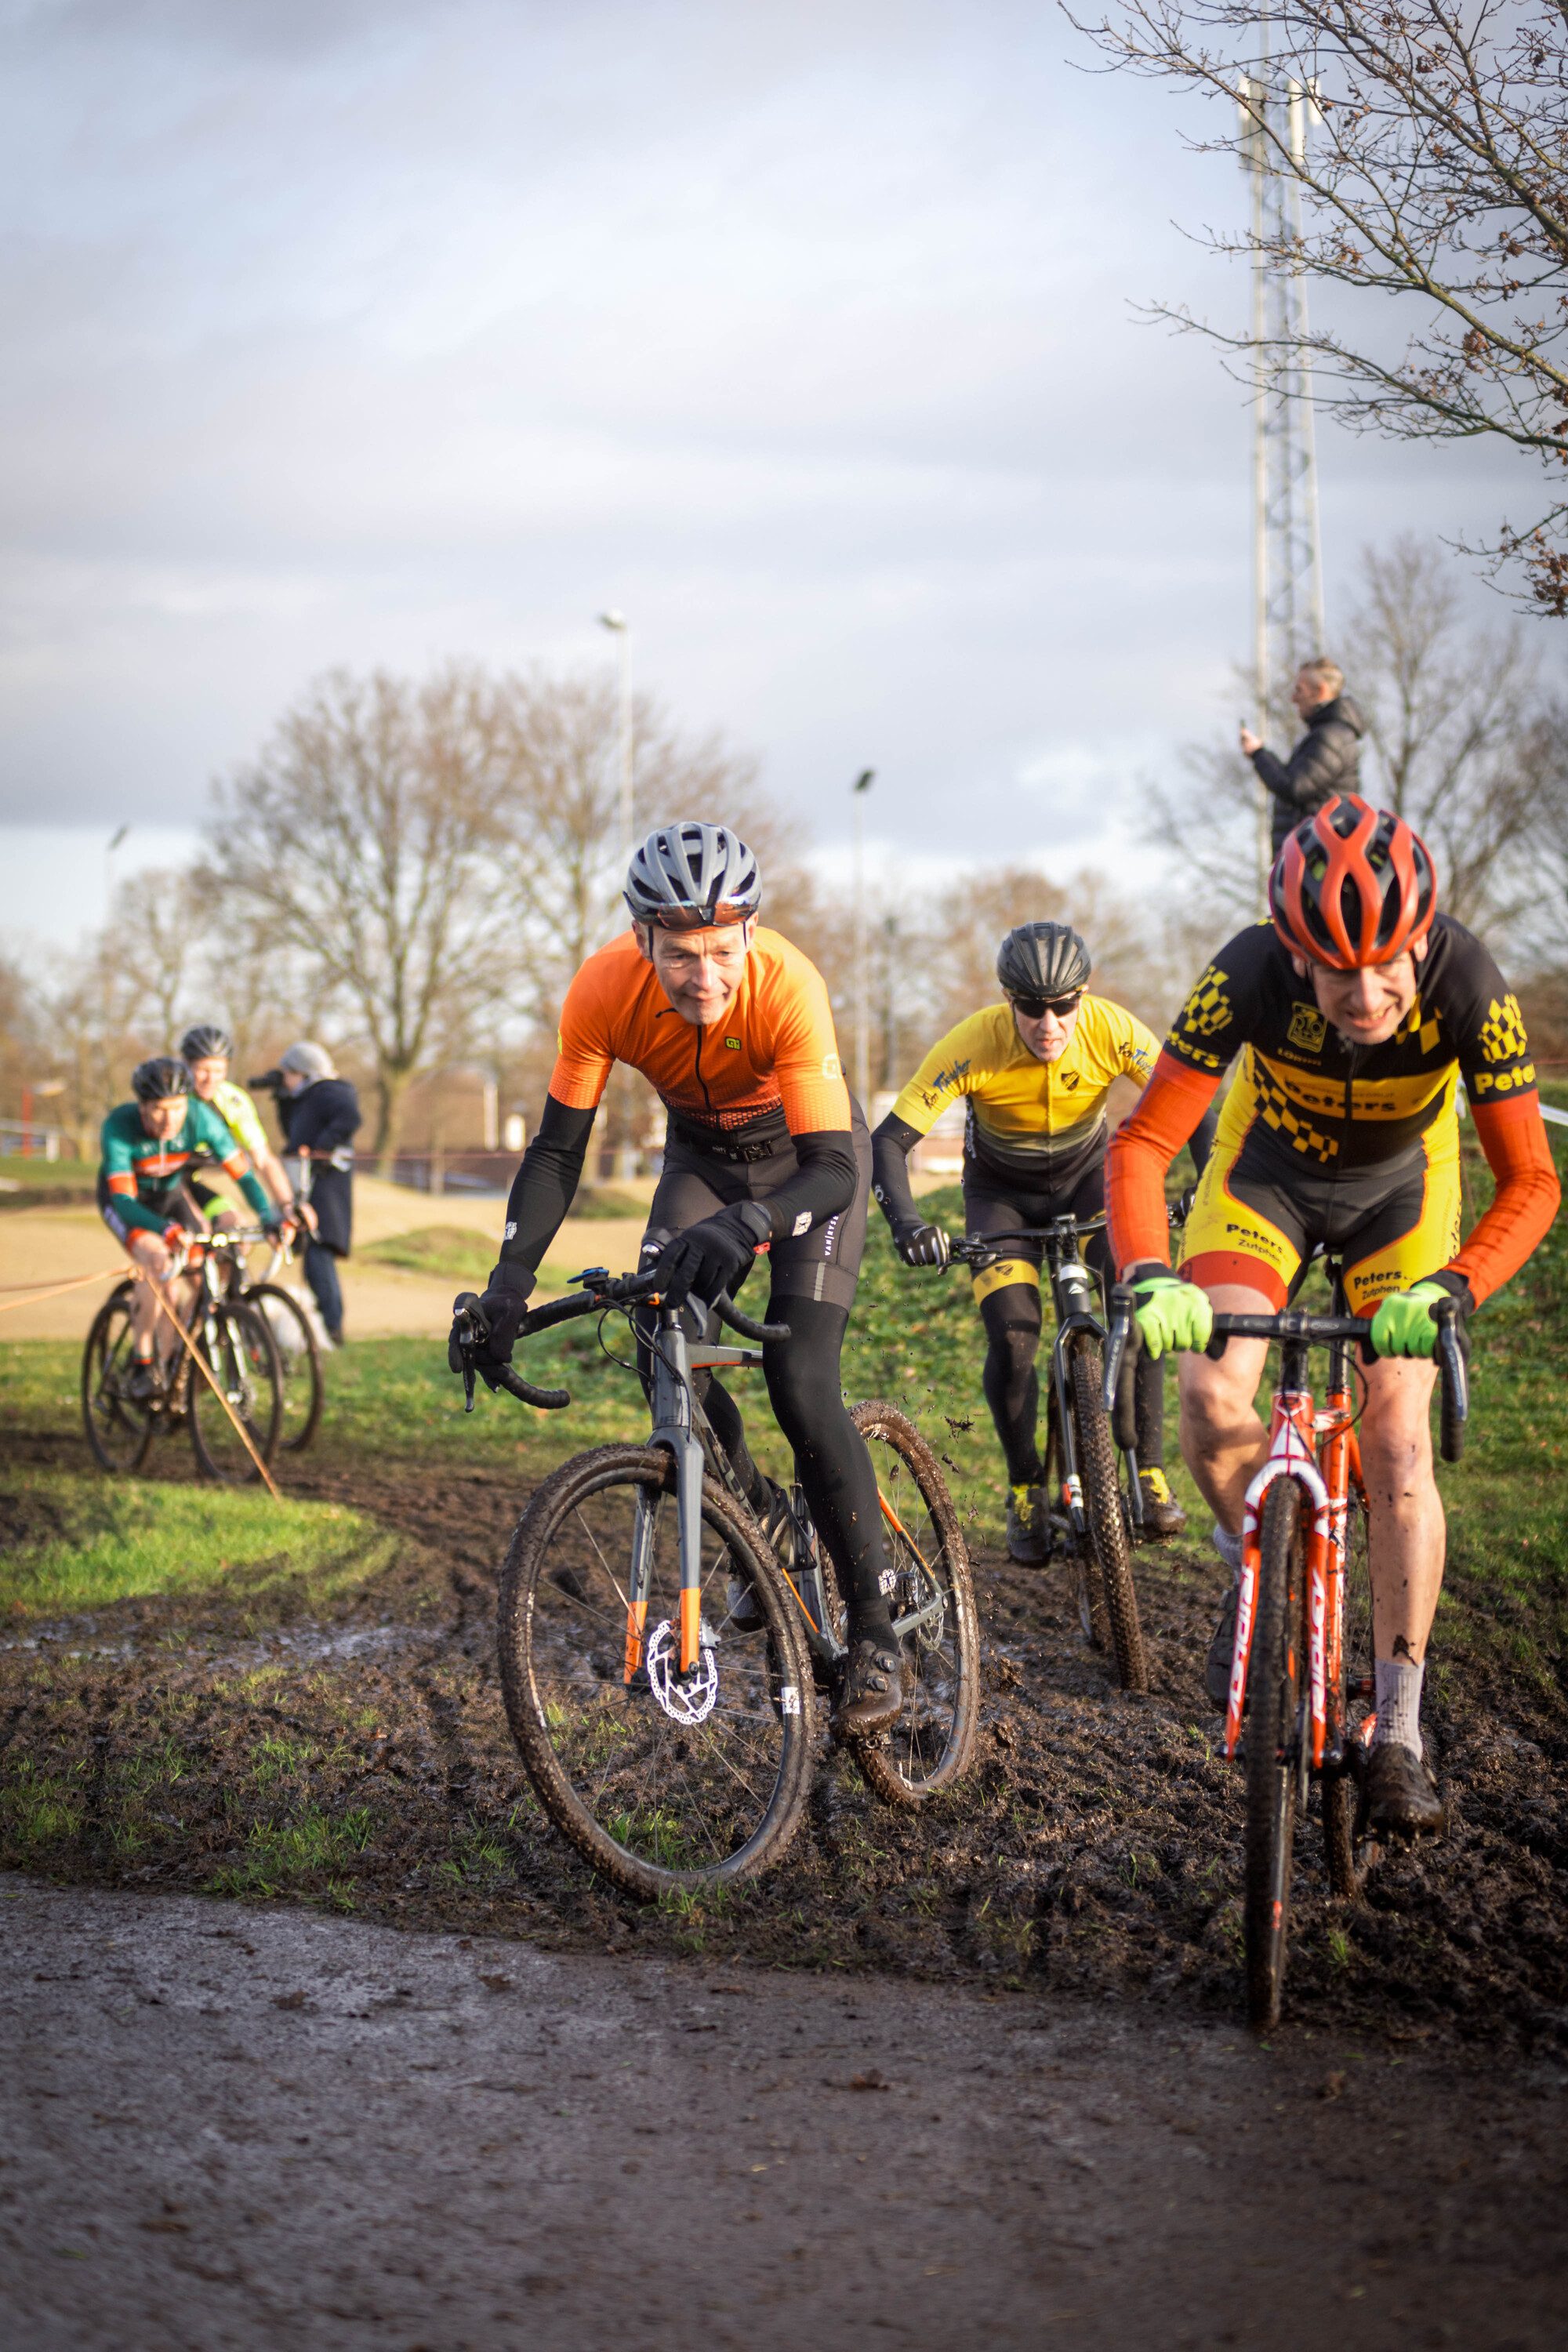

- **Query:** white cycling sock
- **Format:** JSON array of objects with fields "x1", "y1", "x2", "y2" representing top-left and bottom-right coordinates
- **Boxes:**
[
  {"x1": 1211, "y1": 1523, "x2": 1243, "y2": 1577},
  {"x1": 1374, "y1": 1657, "x2": 1424, "y2": 1757}
]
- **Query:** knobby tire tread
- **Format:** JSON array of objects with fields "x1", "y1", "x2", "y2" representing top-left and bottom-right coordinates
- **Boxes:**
[
  {"x1": 244, "y1": 1281, "x2": 325, "y2": 1453},
  {"x1": 189, "y1": 1301, "x2": 283, "y2": 1483},
  {"x1": 1069, "y1": 1341, "x2": 1148, "y2": 1692},
  {"x1": 846, "y1": 1399, "x2": 980, "y2": 1808},
  {"x1": 497, "y1": 1443, "x2": 815, "y2": 1901},
  {"x1": 81, "y1": 1283, "x2": 154, "y2": 1475},
  {"x1": 1245, "y1": 1480, "x2": 1305, "y2": 2030}
]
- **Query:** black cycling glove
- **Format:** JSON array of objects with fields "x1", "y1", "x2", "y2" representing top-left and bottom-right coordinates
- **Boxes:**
[
  {"x1": 651, "y1": 1201, "x2": 772, "y2": 1311},
  {"x1": 448, "y1": 1260, "x2": 534, "y2": 1374},
  {"x1": 891, "y1": 1218, "x2": 949, "y2": 1269}
]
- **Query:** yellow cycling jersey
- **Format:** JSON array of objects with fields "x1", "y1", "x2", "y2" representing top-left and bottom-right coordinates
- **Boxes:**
[
  {"x1": 210, "y1": 1080, "x2": 271, "y2": 1166},
  {"x1": 890, "y1": 996, "x2": 1158, "y2": 1183}
]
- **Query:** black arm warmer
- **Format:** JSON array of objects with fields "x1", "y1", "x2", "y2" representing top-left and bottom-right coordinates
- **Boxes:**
[
  {"x1": 870, "y1": 1112, "x2": 924, "y2": 1229},
  {"x1": 756, "y1": 1129, "x2": 858, "y2": 1242},
  {"x1": 494, "y1": 1094, "x2": 599, "y2": 1295}
]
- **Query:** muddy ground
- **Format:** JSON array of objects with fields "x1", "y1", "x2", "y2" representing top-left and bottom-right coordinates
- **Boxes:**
[
  {"x1": 4, "y1": 1875, "x2": 1566, "y2": 2352},
  {"x1": 4, "y1": 1437, "x2": 1567, "y2": 2055}
]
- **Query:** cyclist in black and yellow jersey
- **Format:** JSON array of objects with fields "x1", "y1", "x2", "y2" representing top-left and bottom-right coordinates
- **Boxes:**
[{"x1": 872, "y1": 922, "x2": 1214, "y2": 1562}]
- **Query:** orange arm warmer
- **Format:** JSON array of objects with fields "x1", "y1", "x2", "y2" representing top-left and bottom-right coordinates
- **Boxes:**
[
  {"x1": 1452, "y1": 1096, "x2": 1562, "y2": 1308},
  {"x1": 1106, "y1": 1050, "x2": 1224, "y2": 1276}
]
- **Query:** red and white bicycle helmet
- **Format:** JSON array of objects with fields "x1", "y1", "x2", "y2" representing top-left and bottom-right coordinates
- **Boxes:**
[{"x1": 1269, "y1": 796, "x2": 1437, "y2": 971}]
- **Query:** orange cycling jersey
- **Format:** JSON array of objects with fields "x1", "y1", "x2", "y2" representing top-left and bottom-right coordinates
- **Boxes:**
[{"x1": 549, "y1": 927, "x2": 851, "y2": 1142}]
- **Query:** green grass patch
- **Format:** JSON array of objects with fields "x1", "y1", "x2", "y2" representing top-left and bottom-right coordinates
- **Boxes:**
[
  {"x1": 0, "y1": 1155, "x2": 96, "y2": 1195},
  {"x1": 359, "y1": 1224, "x2": 499, "y2": 1285},
  {"x1": 0, "y1": 1468, "x2": 397, "y2": 1621}
]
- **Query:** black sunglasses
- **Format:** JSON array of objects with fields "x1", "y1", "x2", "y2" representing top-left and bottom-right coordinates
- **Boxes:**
[{"x1": 1009, "y1": 990, "x2": 1083, "y2": 1021}]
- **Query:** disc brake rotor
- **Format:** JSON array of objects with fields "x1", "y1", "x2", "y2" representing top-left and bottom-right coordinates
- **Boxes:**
[{"x1": 644, "y1": 1617, "x2": 719, "y2": 1726}]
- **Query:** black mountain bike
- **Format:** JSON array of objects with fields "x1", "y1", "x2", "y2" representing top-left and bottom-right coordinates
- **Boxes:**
[
  {"x1": 82, "y1": 1232, "x2": 282, "y2": 1483},
  {"x1": 452, "y1": 1268, "x2": 979, "y2": 1900},
  {"x1": 946, "y1": 1206, "x2": 1190, "y2": 1693}
]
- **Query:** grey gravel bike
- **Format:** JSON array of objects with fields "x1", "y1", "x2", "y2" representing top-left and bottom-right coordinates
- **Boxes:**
[{"x1": 452, "y1": 1266, "x2": 979, "y2": 1900}]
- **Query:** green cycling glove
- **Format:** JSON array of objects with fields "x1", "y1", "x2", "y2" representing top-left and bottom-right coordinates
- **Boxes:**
[
  {"x1": 1132, "y1": 1272, "x2": 1214, "y2": 1359},
  {"x1": 1369, "y1": 1279, "x2": 1448, "y2": 1359}
]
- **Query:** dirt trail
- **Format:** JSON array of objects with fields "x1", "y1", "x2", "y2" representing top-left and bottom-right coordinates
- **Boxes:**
[{"x1": 3, "y1": 1875, "x2": 1564, "y2": 2352}]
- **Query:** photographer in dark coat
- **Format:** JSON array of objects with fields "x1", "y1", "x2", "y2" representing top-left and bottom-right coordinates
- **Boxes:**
[
  {"x1": 1241, "y1": 658, "x2": 1365, "y2": 856},
  {"x1": 276, "y1": 1042, "x2": 361, "y2": 1346}
]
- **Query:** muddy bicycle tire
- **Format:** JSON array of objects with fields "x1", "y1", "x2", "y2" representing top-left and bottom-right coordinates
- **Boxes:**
[
  {"x1": 1245, "y1": 1479, "x2": 1308, "y2": 2030},
  {"x1": 188, "y1": 1301, "x2": 283, "y2": 1483},
  {"x1": 846, "y1": 1399, "x2": 980, "y2": 1809},
  {"x1": 243, "y1": 1282, "x2": 324, "y2": 1452},
  {"x1": 1069, "y1": 1338, "x2": 1148, "y2": 1692},
  {"x1": 81, "y1": 1282, "x2": 156, "y2": 1475},
  {"x1": 498, "y1": 1443, "x2": 815, "y2": 1901}
]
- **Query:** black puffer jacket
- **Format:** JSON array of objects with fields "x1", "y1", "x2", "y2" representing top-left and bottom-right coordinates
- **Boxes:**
[
  {"x1": 1252, "y1": 695, "x2": 1366, "y2": 857},
  {"x1": 280, "y1": 1076, "x2": 361, "y2": 1258}
]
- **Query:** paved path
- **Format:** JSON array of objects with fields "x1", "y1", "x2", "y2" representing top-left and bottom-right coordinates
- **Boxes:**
[{"x1": 3, "y1": 1877, "x2": 1563, "y2": 2350}]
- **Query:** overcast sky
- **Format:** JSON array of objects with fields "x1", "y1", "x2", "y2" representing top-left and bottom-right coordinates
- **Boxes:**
[{"x1": 0, "y1": 0, "x2": 1540, "y2": 949}]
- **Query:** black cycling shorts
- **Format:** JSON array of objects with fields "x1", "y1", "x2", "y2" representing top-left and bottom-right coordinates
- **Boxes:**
[
  {"x1": 642, "y1": 1105, "x2": 871, "y2": 1314},
  {"x1": 963, "y1": 1156, "x2": 1109, "y2": 1303}
]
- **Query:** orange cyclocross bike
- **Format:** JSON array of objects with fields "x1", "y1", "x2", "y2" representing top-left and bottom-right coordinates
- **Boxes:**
[{"x1": 1105, "y1": 1255, "x2": 1468, "y2": 2030}]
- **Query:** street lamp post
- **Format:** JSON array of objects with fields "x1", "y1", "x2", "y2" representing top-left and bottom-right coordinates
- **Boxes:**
[
  {"x1": 851, "y1": 769, "x2": 875, "y2": 1110},
  {"x1": 597, "y1": 611, "x2": 633, "y2": 869},
  {"x1": 599, "y1": 610, "x2": 637, "y2": 1181}
]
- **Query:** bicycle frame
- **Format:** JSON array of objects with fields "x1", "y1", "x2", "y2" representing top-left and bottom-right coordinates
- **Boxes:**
[
  {"x1": 955, "y1": 1214, "x2": 1145, "y2": 1544},
  {"x1": 632, "y1": 1304, "x2": 946, "y2": 1682}
]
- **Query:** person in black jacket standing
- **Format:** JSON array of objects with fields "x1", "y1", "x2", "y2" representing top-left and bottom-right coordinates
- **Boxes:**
[
  {"x1": 1241, "y1": 657, "x2": 1365, "y2": 857},
  {"x1": 277, "y1": 1042, "x2": 361, "y2": 1346}
]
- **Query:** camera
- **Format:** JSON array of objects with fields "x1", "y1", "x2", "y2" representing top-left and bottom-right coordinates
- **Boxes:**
[{"x1": 249, "y1": 1068, "x2": 286, "y2": 1097}]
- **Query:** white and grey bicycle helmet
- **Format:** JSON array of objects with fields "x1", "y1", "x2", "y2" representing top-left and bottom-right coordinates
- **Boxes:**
[{"x1": 624, "y1": 822, "x2": 762, "y2": 931}]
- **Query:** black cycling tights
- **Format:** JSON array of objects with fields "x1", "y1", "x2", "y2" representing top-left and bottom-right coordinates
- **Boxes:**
[
  {"x1": 641, "y1": 1297, "x2": 894, "y2": 1636},
  {"x1": 978, "y1": 1283, "x2": 1167, "y2": 1489}
]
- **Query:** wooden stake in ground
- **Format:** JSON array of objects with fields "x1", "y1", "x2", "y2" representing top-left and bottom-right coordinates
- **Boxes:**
[{"x1": 141, "y1": 1269, "x2": 283, "y2": 1503}]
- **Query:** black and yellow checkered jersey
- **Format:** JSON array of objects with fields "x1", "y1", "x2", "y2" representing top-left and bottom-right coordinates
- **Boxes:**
[
  {"x1": 889, "y1": 996, "x2": 1159, "y2": 1185},
  {"x1": 1163, "y1": 913, "x2": 1537, "y2": 1171}
]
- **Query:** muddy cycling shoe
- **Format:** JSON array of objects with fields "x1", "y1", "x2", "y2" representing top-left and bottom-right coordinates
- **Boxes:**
[
  {"x1": 1006, "y1": 1483, "x2": 1050, "y2": 1566},
  {"x1": 832, "y1": 1634, "x2": 910, "y2": 1740},
  {"x1": 1205, "y1": 1583, "x2": 1240, "y2": 1709},
  {"x1": 1363, "y1": 1741, "x2": 1446, "y2": 1838},
  {"x1": 1138, "y1": 1466, "x2": 1187, "y2": 1539},
  {"x1": 125, "y1": 1359, "x2": 165, "y2": 1405}
]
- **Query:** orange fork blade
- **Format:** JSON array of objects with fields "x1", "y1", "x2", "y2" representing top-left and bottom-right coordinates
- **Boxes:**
[
  {"x1": 681, "y1": 1583, "x2": 700, "y2": 1675},
  {"x1": 878, "y1": 1490, "x2": 926, "y2": 1565},
  {"x1": 622, "y1": 1597, "x2": 648, "y2": 1684}
]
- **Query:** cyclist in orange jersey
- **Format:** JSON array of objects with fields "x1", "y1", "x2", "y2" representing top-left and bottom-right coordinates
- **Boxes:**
[
  {"x1": 1107, "y1": 799, "x2": 1560, "y2": 1836},
  {"x1": 456, "y1": 822, "x2": 908, "y2": 1736}
]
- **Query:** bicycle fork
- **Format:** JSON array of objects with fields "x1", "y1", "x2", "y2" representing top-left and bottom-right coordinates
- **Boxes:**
[{"x1": 1226, "y1": 1395, "x2": 1332, "y2": 1767}]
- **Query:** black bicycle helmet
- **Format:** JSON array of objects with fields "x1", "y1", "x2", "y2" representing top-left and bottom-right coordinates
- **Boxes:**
[
  {"x1": 624, "y1": 822, "x2": 762, "y2": 931},
  {"x1": 996, "y1": 921, "x2": 1092, "y2": 1004},
  {"x1": 131, "y1": 1056, "x2": 194, "y2": 1102},
  {"x1": 180, "y1": 1022, "x2": 233, "y2": 1064}
]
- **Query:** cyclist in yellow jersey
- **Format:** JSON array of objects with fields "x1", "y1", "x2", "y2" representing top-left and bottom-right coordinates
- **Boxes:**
[
  {"x1": 179, "y1": 1024, "x2": 307, "y2": 1235},
  {"x1": 873, "y1": 922, "x2": 1214, "y2": 1561}
]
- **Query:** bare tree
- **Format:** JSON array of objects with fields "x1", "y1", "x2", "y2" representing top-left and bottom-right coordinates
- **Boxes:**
[
  {"x1": 1346, "y1": 535, "x2": 1543, "y2": 925},
  {"x1": 1073, "y1": 0, "x2": 1568, "y2": 610},
  {"x1": 1151, "y1": 536, "x2": 1551, "y2": 937},
  {"x1": 204, "y1": 667, "x2": 518, "y2": 1167},
  {"x1": 114, "y1": 866, "x2": 217, "y2": 1046}
]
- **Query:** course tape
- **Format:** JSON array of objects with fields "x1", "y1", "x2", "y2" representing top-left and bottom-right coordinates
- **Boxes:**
[{"x1": 0, "y1": 1269, "x2": 124, "y2": 1308}]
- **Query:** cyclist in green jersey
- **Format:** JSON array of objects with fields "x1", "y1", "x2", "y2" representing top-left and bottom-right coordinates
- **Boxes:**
[
  {"x1": 179, "y1": 1024, "x2": 309, "y2": 1235},
  {"x1": 99, "y1": 1057, "x2": 281, "y2": 1398}
]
